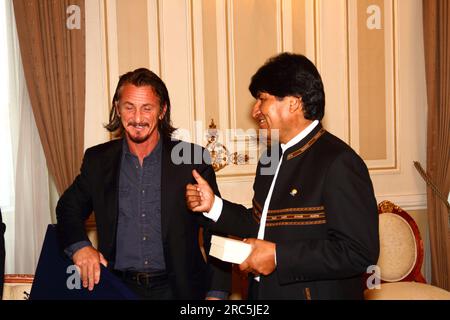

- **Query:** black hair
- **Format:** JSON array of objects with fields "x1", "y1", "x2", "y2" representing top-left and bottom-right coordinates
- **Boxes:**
[{"x1": 249, "y1": 53, "x2": 325, "y2": 120}]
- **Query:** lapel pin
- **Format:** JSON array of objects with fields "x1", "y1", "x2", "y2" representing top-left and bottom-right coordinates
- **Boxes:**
[{"x1": 290, "y1": 188, "x2": 298, "y2": 196}]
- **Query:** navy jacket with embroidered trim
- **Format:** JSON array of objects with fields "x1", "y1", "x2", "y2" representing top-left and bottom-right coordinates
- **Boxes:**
[{"x1": 210, "y1": 123, "x2": 379, "y2": 300}]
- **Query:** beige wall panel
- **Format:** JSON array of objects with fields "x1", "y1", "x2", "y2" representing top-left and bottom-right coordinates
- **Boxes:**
[
  {"x1": 158, "y1": 0, "x2": 196, "y2": 136},
  {"x1": 232, "y1": 0, "x2": 279, "y2": 130},
  {"x1": 147, "y1": 0, "x2": 162, "y2": 75},
  {"x1": 85, "y1": 0, "x2": 110, "y2": 149},
  {"x1": 318, "y1": 0, "x2": 349, "y2": 142},
  {"x1": 292, "y1": 0, "x2": 306, "y2": 54},
  {"x1": 357, "y1": 0, "x2": 387, "y2": 160},
  {"x1": 217, "y1": 177, "x2": 254, "y2": 208},
  {"x1": 116, "y1": 0, "x2": 150, "y2": 74},
  {"x1": 202, "y1": 0, "x2": 220, "y2": 128},
  {"x1": 372, "y1": 0, "x2": 427, "y2": 209}
]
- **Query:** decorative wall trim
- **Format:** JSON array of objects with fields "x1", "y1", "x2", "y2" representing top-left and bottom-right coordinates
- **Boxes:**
[
  {"x1": 104, "y1": 0, "x2": 119, "y2": 105},
  {"x1": 376, "y1": 193, "x2": 427, "y2": 211},
  {"x1": 347, "y1": 0, "x2": 398, "y2": 170},
  {"x1": 191, "y1": 0, "x2": 206, "y2": 128},
  {"x1": 147, "y1": 0, "x2": 161, "y2": 75},
  {"x1": 313, "y1": 0, "x2": 320, "y2": 67},
  {"x1": 365, "y1": 0, "x2": 398, "y2": 170},
  {"x1": 84, "y1": 0, "x2": 110, "y2": 149},
  {"x1": 216, "y1": 0, "x2": 230, "y2": 134},
  {"x1": 281, "y1": 0, "x2": 293, "y2": 52},
  {"x1": 158, "y1": 0, "x2": 166, "y2": 79},
  {"x1": 226, "y1": 0, "x2": 236, "y2": 135},
  {"x1": 186, "y1": 0, "x2": 196, "y2": 136}
]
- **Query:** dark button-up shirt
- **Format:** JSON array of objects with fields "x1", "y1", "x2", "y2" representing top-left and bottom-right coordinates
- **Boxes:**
[{"x1": 114, "y1": 138, "x2": 165, "y2": 271}]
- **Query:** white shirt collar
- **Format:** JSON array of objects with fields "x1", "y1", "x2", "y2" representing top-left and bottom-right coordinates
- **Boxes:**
[{"x1": 281, "y1": 120, "x2": 319, "y2": 153}]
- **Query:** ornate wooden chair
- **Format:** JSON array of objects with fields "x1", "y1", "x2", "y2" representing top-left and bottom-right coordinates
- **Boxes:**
[{"x1": 364, "y1": 200, "x2": 450, "y2": 299}]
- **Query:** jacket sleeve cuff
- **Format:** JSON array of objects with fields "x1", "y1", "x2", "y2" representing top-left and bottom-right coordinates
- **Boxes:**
[{"x1": 64, "y1": 240, "x2": 92, "y2": 259}]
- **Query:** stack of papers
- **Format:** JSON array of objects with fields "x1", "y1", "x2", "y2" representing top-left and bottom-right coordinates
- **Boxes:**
[{"x1": 209, "y1": 235, "x2": 252, "y2": 264}]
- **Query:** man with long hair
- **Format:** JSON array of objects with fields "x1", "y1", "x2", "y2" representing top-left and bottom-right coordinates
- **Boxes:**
[{"x1": 57, "y1": 68, "x2": 229, "y2": 299}]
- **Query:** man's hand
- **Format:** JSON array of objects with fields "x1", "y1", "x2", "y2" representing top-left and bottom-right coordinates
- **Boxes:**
[
  {"x1": 239, "y1": 239, "x2": 276, "y2": 276},
  {"x1": 186, "y1": 169, "x2": 215, "y2": 212},
  {"x1": 72, "y1": 246, "x2": 108, "y2": 291}
]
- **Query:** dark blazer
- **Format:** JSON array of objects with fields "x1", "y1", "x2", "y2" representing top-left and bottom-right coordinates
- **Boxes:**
[
  {"x1": 210, "y1": 123, "x2": 379, "y2": 299},
  {"x1": 56, "y1": 137, "x2": 230, "y2": 299},
  {"x1": 0, "y1": 208, "x2": 5, "y2": 298}
]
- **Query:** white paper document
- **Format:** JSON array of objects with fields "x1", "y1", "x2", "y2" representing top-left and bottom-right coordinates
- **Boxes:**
[{"x1": 209, "y1": 235, "x2": 252, "y2": 264}]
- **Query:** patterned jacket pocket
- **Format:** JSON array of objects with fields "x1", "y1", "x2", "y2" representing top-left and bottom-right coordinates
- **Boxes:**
[
  {"x1": 252, "y1": 200, "x2": 326, "y2": 227},
  {"x1": 266, "y1": 206, "x2": 326, "y2": 227}
]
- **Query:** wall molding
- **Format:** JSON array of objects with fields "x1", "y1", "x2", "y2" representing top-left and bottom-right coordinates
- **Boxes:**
[
  {"x1": 104, "y1": 0, "x2": 119, "y2": 105},
  {"x1": 84, "y1": 0, "x2": 110, "y2": 149},
  {"x1": 281, "y1": 0, "x2": 293, "y2": 52},
  {"x1": 347, "y1": 0, "x2": 398, "y2": 170},
  {"x1": 218, "y1": 175, "x2": 427, "y2": 211},
  {"x1": 376, "y1": 193, "x2": 427, "y2": 211},
  {"x1": 147, "y1": 0, "x2": 161, "y2": 75}
]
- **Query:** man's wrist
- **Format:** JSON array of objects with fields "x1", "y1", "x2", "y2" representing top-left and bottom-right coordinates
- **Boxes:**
[
  {"x1": 202, "y1": 196, "x2": 223, "y2": 222},
  {"x1": 64, "y1": 240, "x2": 92, "y2": 259}
]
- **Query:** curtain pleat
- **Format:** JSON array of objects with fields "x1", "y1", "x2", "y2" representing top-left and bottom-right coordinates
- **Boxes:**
[
  {"x1": 12, "y1": 0, "x2": 85, "y2": 195},
  {"x1": 423, "y1": 0, "x2": 450, "y2": 290}
]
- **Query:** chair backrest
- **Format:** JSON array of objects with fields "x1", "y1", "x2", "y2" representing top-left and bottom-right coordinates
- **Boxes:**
[{"x1": 377, "y1": 200, "x2": 426, "y2": 283}]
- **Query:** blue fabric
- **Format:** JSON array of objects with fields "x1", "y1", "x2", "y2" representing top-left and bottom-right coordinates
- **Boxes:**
[
  {"x1": 30, "y1": 225, "x2": 138, "y2": 300},
  {"x1": 64, "y1": 240, "x2": 92, "y2": 259},
  {"x1": 115, "y1": 138, "x2": 165, "y2": 272},
  {"x1": 206, "y1": 290, "x2": 229, "y2": 300}
]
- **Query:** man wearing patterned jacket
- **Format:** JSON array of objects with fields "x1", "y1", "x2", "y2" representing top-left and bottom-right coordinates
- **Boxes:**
[{"x1": 186, "y1": 53, "x2": 379, "y2": 300}]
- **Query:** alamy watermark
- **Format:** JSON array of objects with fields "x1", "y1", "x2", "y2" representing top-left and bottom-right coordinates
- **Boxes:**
[
  {"x1": 366, "y1": 265, "x2": 381, "y2": 290},
  {"x1": 170, "y1": 121, "x2": 280, "y2": 176},
  {"x1": 66, "y1": 5, "x2": 81, "y2": 30},
  {"x1": 66, "y1": 265, "x2": 81, "y2": 290},
  {"x1": 366, "y1": 5, "x2": 382, "y2": 30}
]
